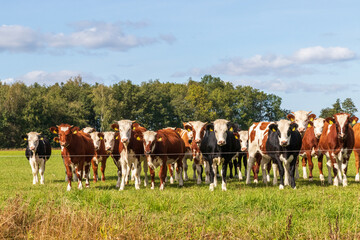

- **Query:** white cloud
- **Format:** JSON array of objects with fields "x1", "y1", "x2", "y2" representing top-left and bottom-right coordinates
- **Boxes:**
[
  {"x1": 1, "y1": 70, "x2": 103, "y2": 86},
  {"x1": 0, "y1": 22, "x2": 175, "y2": 53},
  {"x1": 173, "y1": 46, "x2": 356, "y2": 78},
  {"x1": 237, "y1": 78, "x2": 358, "y2": 93}
]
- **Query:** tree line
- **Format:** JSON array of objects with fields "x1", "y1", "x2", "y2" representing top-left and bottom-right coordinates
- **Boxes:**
[{"x1": 0, "y1": 75, "x2": 290, "y2": 148}]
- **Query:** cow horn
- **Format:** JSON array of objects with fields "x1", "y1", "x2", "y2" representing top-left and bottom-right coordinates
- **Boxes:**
[{"x1": 308, "y1": 111, "x2": 312, "y2": 115}]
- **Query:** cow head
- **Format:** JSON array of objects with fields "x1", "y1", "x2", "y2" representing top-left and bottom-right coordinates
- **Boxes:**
[
  {"x1": 238, "y1": 130, "x2": 249, "y2": 152},
  {"x1": 185, "y1": 121, "x2": 207, "y2": 146},
  {"x1": 183, "y1": 122, "x2": 194, "y2": 140},
  {"x1": 22, "y1": 132, "x2": 42, "y2": 151},
  {"x1": 136, "y1": 130, "x2": 164, "y2": 169},
  {"x1": 82, "y1": 127, "x2": 95, "y2": 134},
  {"x1": 269, "y1": 119, "x2": 298, "y2": 147},
  {"x1": 49, "y1": 124, "x2": 79, "y2": 148},
  {"x1": 326, "y1": 113, "x2": 358, "y2": 140},
  {"x1": 89, "y1": 132, "x2": 104, "y2": 151},
  {"x1": 208, "y1": 119, "x2": 238, "y2": 146},
  {"x1": 312, "y1": 118, "x2": 325, "y2": 139},
  {"x1": 287, "y1": 111, "x2": 315, "y2": 137},
  {"x1": 111, "y1": 120, "x2": 137, "y2": 144},
  {"x1": 103, "y1": 131, "x2": 119, "y2": 153}
]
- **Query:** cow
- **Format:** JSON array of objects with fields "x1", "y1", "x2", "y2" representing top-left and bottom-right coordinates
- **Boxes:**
[
  {"x1": 103, "y1": 131, "x2": 123, "y2": 187},
  {"x1": 135, "y1": 128, "x2": 185, "y2": 190},
  {"x1": 88, "y1": 130, "x2": 109, "y2": 182},
  {"x1": 318, "y1": 113, "x2": 358, "y2": 186},
  {"x1": 50, "y1": 124, "x2": 95, "y2": 191},
  {"x1": 111, "y1": 120, "x2": 148, "y2": 190},
  {"x1": 353, "y1": 123, "x2": 360, "y2": 182},
  {"x1": 22, "y1": 132, "x2": 51, "y2": 184},
  {"x1": 266, "y1": 120, "x2": 302, "y2": 189},
  {"x1": 184, "y1": 121, "x2": 208, "y2": 184},
  {"x1": 236, "y1": 130, "x2": 248, "y2": 180},
  {"x1": 299, "y1": 118, "x2": 326, "y2": 181},
  {"x1": 199, "y1": 119, "x2": 239, "y2": 191},
  {"x1": 287, "y1": 110, "x2": 316, "y2": 179}
]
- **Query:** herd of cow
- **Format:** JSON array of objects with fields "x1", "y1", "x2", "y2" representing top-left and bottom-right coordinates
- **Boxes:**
[{"x1": 22, "y1": 110, "x2": 360, "y2": 191}]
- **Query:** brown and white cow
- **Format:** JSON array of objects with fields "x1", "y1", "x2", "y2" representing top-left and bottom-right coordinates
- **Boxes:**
[
  {"x1": 103, "y1": 131, "x2": 123, "y2": 187},
  {"x1": 88, "y1": 131, "x2": 109, "y2": 182},
  {"x1": 50, "y1": 124, "x2": 95, "y2": 191},
  {"x1": 54, "y1": 137, "x2": 78, "y2": 182},
  {"x1": 319, "y1": 113, "x2": 358, "y2": 186},
  {"x1": 111, "y1": 120, "x2": 148, "y2": 190},
  {"x1": 136, "y1": 128, "x2": 185, "y2": 190},
  {"x1": 184, "y1": 121, "x2": 209, "y2": 184},
  {"x1": 237, "y1": 130, "x2": 249, "y2": 180},
  {"x1": 287, "y1": 110, "x2": 316, "y2": 179},
  {"x1": 353, "y1": 123, "x2": 360, "y2": 182},
  {"x1": 299, "y1": 118, "x2": 326, "y2": 181}
]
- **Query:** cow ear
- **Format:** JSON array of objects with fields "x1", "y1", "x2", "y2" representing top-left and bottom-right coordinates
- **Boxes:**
[
  {"x1": 269, "y1": 123, "x2": 278, "y2": 133},
  {"x1": 98, "y1": 132, "x2": 104, "y2": 140},
  {"x1": 233, "y1": 132, "x2": 239, "y2": 140},
  {"x1": 111, "y1": 123, "x2": 119, "y2": 131},
  {"x1": 134, "y1": 133, "x2": 142, "y2": 141},
  {"x1": 307, "y1": 121, "x2": 314, "y2": 128},
  {"x1": 40, "y1": 136, "x2": 44, "y2": 140},
  {"x1": 308, "y1": 114, "x2": 316, "y2": 122},
  {"x1": 287, "y1": 114, "x2": 295, "y2": 122},
  {"x1": 132, "y1": 122, "x2": 140, "y2": 130},
  {"x1": 115, "y1": 132, "x2": 120, "y2": 140},
  {"x1": 22, "y1": 135, "x2": 28, "y2": 141},
  {"x1": 53, "y1": 137, "x2": 59, "y2": 143},
  {"x1": 71, "y1": 126, "x2": 80, "y2": 134},
  {"x1": 290, "y1": 122, "x2": 298, "y2": 132},
  {"x1": 325, "y1": 117, "x2": 335, "y2": 125},
  {"x1": 350, "y1": 116, "x2": 358, "y2": 125},
  {"x1": 184, "y1": 123, "x2": 192, "y2": 132},
  {"x1": 50, "y1": 127, "x2": 58, "y2": 134},
  {"x1": 206, "y1": 123, "x2": 214, "y2": 132}
]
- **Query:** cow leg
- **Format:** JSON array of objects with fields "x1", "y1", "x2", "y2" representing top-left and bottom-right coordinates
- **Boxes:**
[
  {"x1": 159, "y1": 160, "x2": 168, "y2": 190},
  {"x1": 114, "y1": 159, "x2": 122, "y2": 188},
  {"x1": 72, "y1": 165, "x2": 78, "y2": 182},
  {"x1": 183, "y1": 157, "x2": 189, "y2": 181},
  {"x1": 208, "y1": 159, "x2": 215, "y2": 191},
  {"x1": 91, "y1": 158, "x2": 98, "y2": 183},
  {"x1": 143, "y1": 159, "x2": 149, "y2": 187},
  {"x1": 302, "y1": 155, "x2": 308, "y2": 180},
  {"x1": 325, "y1": 154, "x2": 333, "y2": 185},
  {"x1": 119, "y1": 162, "x2": 128, "y2": 191},
  {"x1": 65, "y1": 163, "x2": 73, "y2": 191},
  {"x1": 246, "y1": 156, "x2": 255, "y2": 184},
  {"x1": 30, "y1": 156, "x2": 39, "y2": 184},
  {"x1": 168, "y1": 164, "x2": 174, "y2": 184},
  {"x1": 100, "y1": 157, "x2": 107, "y2": 182},
  {"x1": 77, "y1": 161, "x2": 84, "y2": 190},
  {"x1": 229, "y1": 160, "x2": 234, "y2": 179},
  {"x1": 260, "y1": 161, "x2": 267, "y2": 184},
  {"x1": 176, "y1": 159, "x2": 184, "y2": 187},
  {"x1": 39, "y1": 158, "x2": 45, "y2": 184},
  {"x1": 233, "y1": 158, "x2": 238, "y2": 177},
  {"x1": 275, "y1": 159, "x2": 285, "y2": 189},
  {"x1": 289, "y1": 156, "x2": 297, "y2": 189},
  {"x1": 133, "y1": 159, "x2": 140, "y2": 190},
  {"x1": 149, "y1": 167, "x2": 156, "y2": 189},
  {"x1": 196, "y1": 163, "x2": 202, "y2": 185},
  {"x1": 237, "y1": 156, "x2": 243, "y2": 181},
  {"x1": 212, "y1": 162, "x2": 218, "y2": 188},
  {"x1": 84, "y1": 161, "x2": 91, "y2": 188},
  {"x1": 354, "y1": 151, "x2": 360, "y2": 182},
  {"x1": 266, "y1": 161, "x2": 271, "y2": 183},
  {"x1": 317, "y1": 154, "x2": 325, "y2": 182},
  {"x1": 295, "y1": 157, "x2": 299, "y2": 180},
  {"x1": 308, "y1": 153, "x2": 314, "y2": 181},
  {"x1": 221, "y1": 159, "x2": 229, "y2": 191},
  {"x1": 204, "y1": 161, "x2": 210, "y2": 184},
  {"x1": 284, "y1": 161, "x2": 290, "y2": 186},
  {"x1": 272, "y1": 163, "x2": 278, "y2": 185}
]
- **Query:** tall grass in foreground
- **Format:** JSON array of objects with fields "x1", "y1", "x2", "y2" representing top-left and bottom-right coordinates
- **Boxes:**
[{"x1": 0, "y1": 150, "x2": 360, "y2": 239}]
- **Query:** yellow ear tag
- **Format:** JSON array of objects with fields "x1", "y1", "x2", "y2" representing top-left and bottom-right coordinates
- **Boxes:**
[
  {"x1": 210, "y1": 128, "x2": 213, "y2": 132},
  {"x1": 133, "y1": 127, "x2": 136, "y2": 130},
  {"x1": 100, "y1": 137, "x2": 103, "y2": 140},
  {"x1": 53, "y1": 130, "x2": 57, "y2": 134},
  {"x1": 291, "y1": 118, "x2": 294, "y2": 122},
  {"x1": 158, "y1": 137, "x2": 162, "y2": 142},
  {"x1": 235, "y1": 136, "x2": 238, "y2": 139},
  {"x1": 24, "y1": 138, "x2": 27, "y2": 141},
  {"x1": 353, "y1": 120, "x2": 356, "y2": 125},
  {"x1": 115, "y1": 128, "x2": 119, "y2": 131},
  {"x1": 329, "y1": 120, "x2": 333, "y2": 125},
  {"x1": 136, "y1": 136, "x2": 141, "y2": 141},
  {"x1": 292, "y1": 127, "x2": 296, "y2": 131},
  {"x1": 116, "y1": 136, "x2": 119, "y2": 140},
  {"x1": 187, "y1": 128, "x2": 191, "y2": 132},
  {"x1": 310, "y1": 118, "x2": 314, "y2": 121},
  {"x1": 73, "y1": 131, "x2": 77, "y2": 134},
  {"x1": 56, "y1": 140, "x2": 59, "y2": 143},
  {"x1": 40, "y1": 137, "x2": 44, "y2": 140},
  {"x1": 272, "y1": 128, "x2": 276, "y2": 132},
  {"x1": 229, "y1": 127, "x2": 233, "y2": 132},
  {"x1": 308, "y1": 123, "x2": 311, "y2": 128}
]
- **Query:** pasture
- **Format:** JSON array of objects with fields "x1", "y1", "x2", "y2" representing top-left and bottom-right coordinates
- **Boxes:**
[{"x1": 1, "y1": 150, "x2": 360, "y2": 239}]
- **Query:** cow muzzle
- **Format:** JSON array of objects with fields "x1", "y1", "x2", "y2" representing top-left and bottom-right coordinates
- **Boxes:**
[
  {"x1": 241, "y1": 147, "x2": 247, "y2": 152},
  {"x1": 280, "y1": 140, "x2": 288, "y2": 147},
  {"x1": 29, "y1": 146, "x2": 35, "y2": 151},
  {"x1": 121, "y1": 138, "x2": 129, "y2": 143},
  {"x1": 315, "y1": 133, "x2": 322, "y2": 139},
  {"x1": 217, "y1": 140, "x2": 226, "y2": 146}
]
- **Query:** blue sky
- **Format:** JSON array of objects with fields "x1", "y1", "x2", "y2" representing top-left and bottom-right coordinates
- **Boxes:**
[{"x1": 1, "y1": 1, "x2": 360, "y2": 116}]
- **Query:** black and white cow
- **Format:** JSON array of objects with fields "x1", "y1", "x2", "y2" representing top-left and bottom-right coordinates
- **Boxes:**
[
  {"x1": 236, "y1": 130, "x2": 248, "y2": 180},
  {"x1": 22, "y1": 132, "x2": 51, "y2": 184},
  {"x1": 266, "y1": 119, "x2": 302, "y2": 189},
  {"x1": 199, "y1": 119, "x2": 240, "y2": 191}
]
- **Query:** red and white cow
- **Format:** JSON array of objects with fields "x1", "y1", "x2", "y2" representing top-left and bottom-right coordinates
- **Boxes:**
[
  {"x1": 319, "y1": 113, "x2": 358, "y2": 186},
  {"x1": 237, "y1": 130, "x2": 249, "y2": 180},
  {"x1": 287, "y1": 110, "x2": 316, "y2": 179},
  {"x1": 299, "y1": 118, "x2": 326, "y2": 181},
  {"x1": 103, "y1": 131, "x2": 122, "y2": 187},
  {"x1": 50, "y1": 124, "x2": 95, "y2": 191},
  {"x1": 353, "y1": 123, "x2": 360, "y2": 182},
  {"x1": 111, "y1": 120, "x2": 148, "y2": 190},
  {"x1": 136, "y1": 128, "x2": 185, "y2": 190},
  {"x1": 88, "y1": 130, "x2": 109, "y2": 182},
  {"x1": 184, "y1": 121, "x2": 209, "y2": 184}
]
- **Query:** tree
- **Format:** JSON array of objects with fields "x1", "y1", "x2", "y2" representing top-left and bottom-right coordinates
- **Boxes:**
[{"x1": 320, "y1": 98, "x2": 357, "y2": 118}]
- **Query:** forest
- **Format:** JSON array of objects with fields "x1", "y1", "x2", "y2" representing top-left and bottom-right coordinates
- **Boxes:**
[{"x1": 0, "y1": 75, "x2": 289, "y2": 148}]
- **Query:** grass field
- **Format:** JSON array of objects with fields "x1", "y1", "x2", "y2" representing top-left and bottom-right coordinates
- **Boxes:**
[{"x1": 0, "y1": 150, "x2": 360, "y2": 239}]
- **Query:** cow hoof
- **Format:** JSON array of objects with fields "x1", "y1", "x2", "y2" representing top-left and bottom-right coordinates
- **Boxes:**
[
  {"x1": 170, "y1": 177, "x2": 174, "y2": 184},
  {"x1": 135, "y1": 185, "x2": 140, "y2": 190},
  {"x1": 119, "y1": 185, "x2": 125, "y2": 191},
  {"x1": 222, "y1": 183, "x2": 227, "y2": 191},
  {"x1": 144, "y1": 182, "x2": 148, "y2": 187},
  {"x1": 293, "y1": 186, "x2": 297, "y2": 190},
  {"x1": 333, "y1": 178, "x2": 339, "y2": 186},
  {"x1": 254, "y1": 179, "x2": 258, "y2": 184},
  {"x1": 116, "y1": 184, "x2": 120, "y2": 188},
  {"x1": 319, "y1": 174, "x2": 325, "y2": 181},
  {"x1": 239, "y1": 176, "x2": 243, "y2": 181},
  {"x1": 40, "y1": 181, "x2": 44, "y2": 185},
  {"x1": 279, "y1": 184, "x2": 284, "y2": 190},
  {"x1": 355, "y1": 174, "x2": 360, "y2": 182},
  {"x1": 159, "y1": 184, "x2": 164, "y2": 191},
  {"x1": 151, "y1": 182, "x2": 155, "y2": 190},
  {"x1": 184, "y1": 176, "x2": 189, "y2": 181},
  {"x1": 67, "y1": 185, "x2": 71, "y2": 191},
  {"x1": 343, "y1": 179, "x2": 348, "y2": 187},
  {"x1": 205, "y1": 180, "x2": 210, "y2": 184},
  {"x1": 197, "y1": 179, "x2": 202, "y2": 185},
  {"x1": 209, "y1": 183, "x2": 214, "y2": 191},
  {"x1": 266, "y1": 175, "x2": 271, "y2": 182}
]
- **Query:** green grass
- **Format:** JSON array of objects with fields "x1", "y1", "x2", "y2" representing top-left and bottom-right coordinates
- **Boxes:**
[{"x1": 0, "y1": 150, "x2": 360, "y2": 239}]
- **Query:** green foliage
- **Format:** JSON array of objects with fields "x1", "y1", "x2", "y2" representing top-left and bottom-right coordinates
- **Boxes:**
[
  {"x1": 0, "y1": 75, "x2": 289, "y2": 148},
  {"x1": 320, "y1": 98, "x2": 358, "y2": 118}
]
